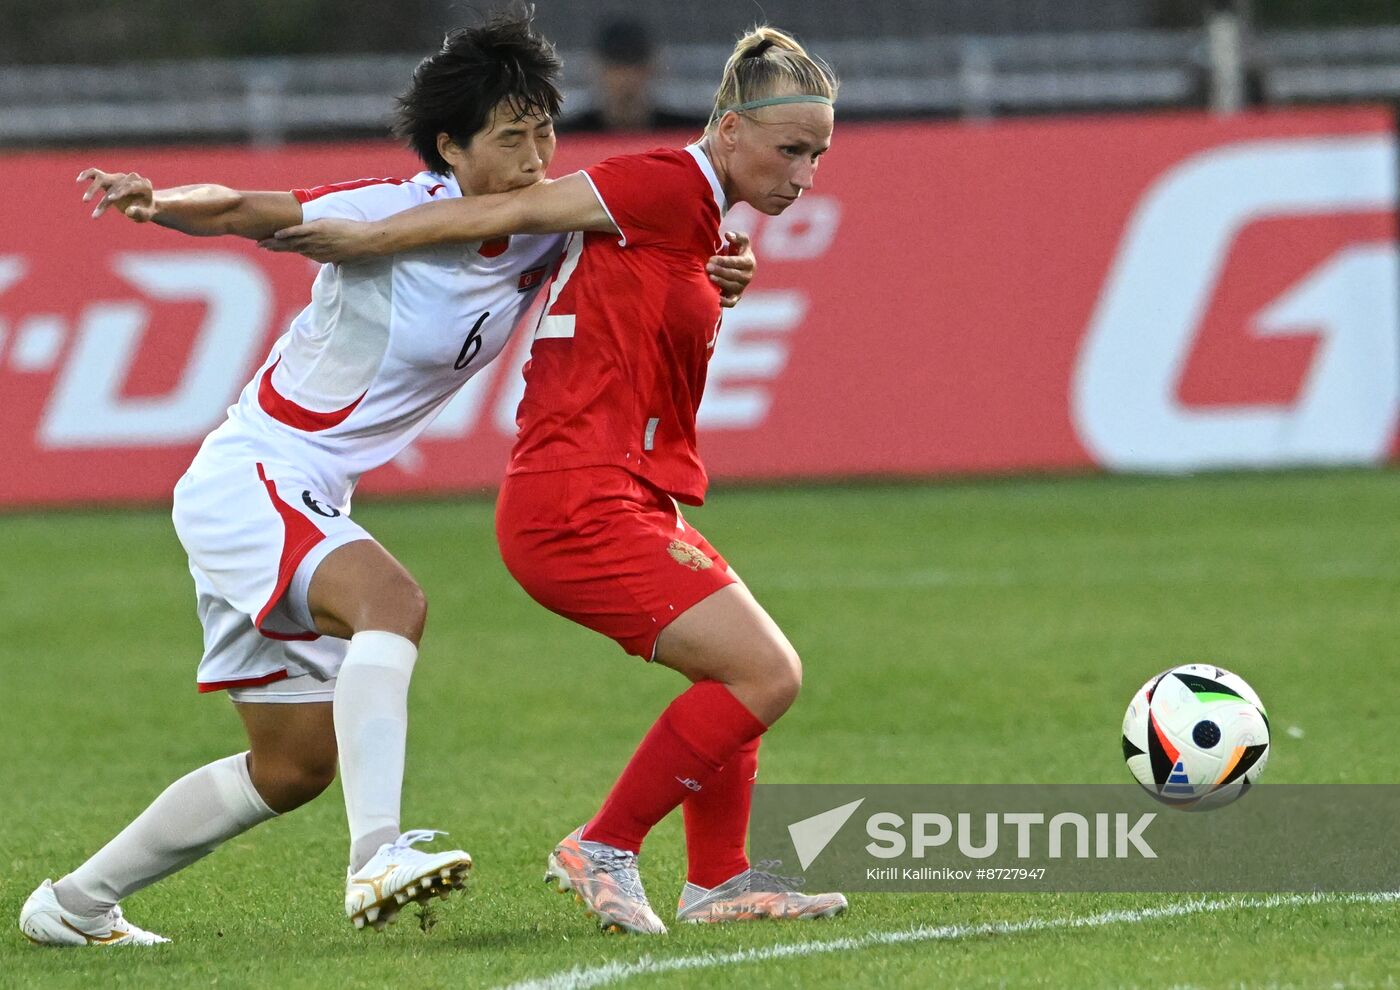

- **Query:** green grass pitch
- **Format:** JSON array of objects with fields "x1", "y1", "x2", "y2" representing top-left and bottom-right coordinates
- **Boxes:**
[{"x1": 2, "y1": 470, "x2": 1396, "y2": 988}]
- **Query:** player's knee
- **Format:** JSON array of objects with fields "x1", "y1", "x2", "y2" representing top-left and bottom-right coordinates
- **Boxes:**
[
  {"x1": 754, "y1": 640, "x2": 803, "y2": 718},
  {"x1": 395, "y1": 578, "x2": 428, "y2": 636},
  {"x1": 357, "y1": 573, "x2": 428, "y2": 642},
  {"x1": 249, "y1": 748, "x2": 337, "y2": 812},
  {"x1": 280, "y1": 747, "x2": 338, "y2": 805},
  {"x1": 291, "y1": 752, "x2": 338, "y2": 802},
  {"x1": 773, "y1": 646, "x2": 803, "y2": 712}
]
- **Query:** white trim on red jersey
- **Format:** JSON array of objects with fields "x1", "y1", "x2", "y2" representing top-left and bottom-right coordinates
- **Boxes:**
[
  {"x1": 684, "y1": 144, "x2": 730, "y2": 216},
  {"x1": 578, "y1": 170, "x2": 627, "y2": 248}
]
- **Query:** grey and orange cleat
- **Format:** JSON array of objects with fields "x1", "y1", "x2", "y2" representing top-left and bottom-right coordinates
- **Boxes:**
[
  {"x1": 544, "y1": 826, "x2": 667, "y2": 934},
  {"x1": 345, "y1": 829, "x2": 472, "y2": 932},
  {"x1": 676, "y1": 862, "x2": 848, "y2": 923},
  {"x1": 19, "y1": 879, "x2": 169, "y2": 946}
]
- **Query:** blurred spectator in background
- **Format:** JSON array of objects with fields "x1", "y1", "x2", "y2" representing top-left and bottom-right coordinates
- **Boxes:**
[{"x1": 562, "y1": 17, "x2": 703, "y2": 132}]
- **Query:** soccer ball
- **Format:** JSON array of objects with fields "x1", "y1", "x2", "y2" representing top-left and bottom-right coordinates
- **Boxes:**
[{"x1": 1121, "y1": 664, "x2": 1270, "y2": 810}]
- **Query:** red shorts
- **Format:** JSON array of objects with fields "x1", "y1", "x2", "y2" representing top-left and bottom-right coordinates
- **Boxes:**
[{"x1": 496, "y1": 466, "x2": 736, "y2": 659}]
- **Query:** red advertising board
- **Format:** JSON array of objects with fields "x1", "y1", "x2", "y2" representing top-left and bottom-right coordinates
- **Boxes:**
[{"x1": 0, "y1": 107, "x2": 1394, "y2": 507}]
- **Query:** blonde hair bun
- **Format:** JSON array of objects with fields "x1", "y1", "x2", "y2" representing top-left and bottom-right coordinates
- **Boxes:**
[{"x1": 707, "y1": 26, "x2": 838, "y2": 132}]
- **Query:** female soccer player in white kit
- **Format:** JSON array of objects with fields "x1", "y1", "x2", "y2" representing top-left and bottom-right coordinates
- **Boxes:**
[{"x1": 19, "y1": 12, "x2": 755, "y2": 946}]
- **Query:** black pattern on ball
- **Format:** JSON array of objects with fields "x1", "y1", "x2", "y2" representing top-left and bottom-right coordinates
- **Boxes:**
[{"x1": 1192, "y1": 719, "x2": 1221, "y2": 749}]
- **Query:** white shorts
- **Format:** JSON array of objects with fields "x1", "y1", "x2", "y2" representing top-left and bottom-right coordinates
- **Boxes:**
[
  {"x1": 227, "y1": 671, "x2": 338, "y2": 705},
  {"x1": 173, "y1": 450, "x2": 371, "y2": 697}
]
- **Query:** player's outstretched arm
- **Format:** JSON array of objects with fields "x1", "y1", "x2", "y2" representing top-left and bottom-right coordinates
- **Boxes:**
[
  {"x1": 78, "y1": 168, "x2": 302, "y2": 240},
  {"x1": 262, "y1": 174, "x2": 617, "y2": 264}
]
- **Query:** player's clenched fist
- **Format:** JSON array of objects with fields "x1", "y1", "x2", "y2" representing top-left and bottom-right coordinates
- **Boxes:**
[
  {"x1": 710, "y1": 230, "x2": 755, "y2": 309},
  {"x1": 77, "y1": 168, "x2": 157, "y2": 221}
]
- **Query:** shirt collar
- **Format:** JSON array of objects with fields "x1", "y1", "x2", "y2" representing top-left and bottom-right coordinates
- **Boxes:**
[{"x1": 684, "y1": 144, "x2": 730, "y2": 216}]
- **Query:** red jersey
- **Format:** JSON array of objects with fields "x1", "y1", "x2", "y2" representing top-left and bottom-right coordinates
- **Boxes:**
[{"x1": 507, "y1": 146, "x2": 728, "y2": 504}]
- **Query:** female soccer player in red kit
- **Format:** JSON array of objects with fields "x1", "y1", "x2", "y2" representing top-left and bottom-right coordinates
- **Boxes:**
[{"x1": 268, "y1": 26, "x2": 846, "y2": 934}]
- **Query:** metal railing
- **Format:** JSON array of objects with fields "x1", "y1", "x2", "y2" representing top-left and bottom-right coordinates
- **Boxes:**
[{"x1": 1, "y1": 24, "x2": 1396, "y2": 148}]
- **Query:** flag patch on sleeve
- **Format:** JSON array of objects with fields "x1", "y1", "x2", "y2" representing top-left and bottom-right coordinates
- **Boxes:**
[{"x1": 517, "y1": 265, "x2": 547, "y2": 292}]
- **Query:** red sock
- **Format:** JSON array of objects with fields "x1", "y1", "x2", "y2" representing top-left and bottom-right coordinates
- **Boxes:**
[
  {"x1": 683, "y1": 736, "x2": 759, "y2": 887},
  {"x1": 583, "y1": 682, "x2": 766, "y2": 853}
]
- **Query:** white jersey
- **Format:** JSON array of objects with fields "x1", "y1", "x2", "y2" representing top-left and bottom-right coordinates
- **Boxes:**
[{"x1": 197, "y1": 171, "x2": 564, "y2": 507}]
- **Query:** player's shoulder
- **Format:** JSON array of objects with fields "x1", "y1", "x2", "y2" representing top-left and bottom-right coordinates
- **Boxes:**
[
  {"x1": 406, "y1": 170, "x2": 459, "y2": 198},
  {"x1": 586, "y1": 146, "x2": 716, "y2": 216},
  {"x1": 295, "y1": 171, "x2": 458, "y2": 222},
  {"x1": 293, "y1": 172, "x2": 423, "y2": 203},
  {"x1": 634, "y1": 146, "x2": 695, "y2": 167},
  {"x1": 593, "y1": 146, "x2": 699, "y2": 178}
]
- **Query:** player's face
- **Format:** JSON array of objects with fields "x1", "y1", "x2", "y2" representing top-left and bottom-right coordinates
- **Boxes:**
[
  {"x1": 726, "y1": 103, "x2": 834, "y2": 216},
  {"x1": 444, "y1": 102, "x2": 557, "y2": 197}
]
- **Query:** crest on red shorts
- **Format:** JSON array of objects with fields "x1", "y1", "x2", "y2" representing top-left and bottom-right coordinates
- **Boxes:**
[{"x1": 667, "y1": 539, "x2": 713, "y2": 571}]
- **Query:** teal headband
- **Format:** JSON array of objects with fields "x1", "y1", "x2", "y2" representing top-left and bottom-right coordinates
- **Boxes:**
[{"x1": 722, "y1": 94, "x2": 833, "y2": 115}]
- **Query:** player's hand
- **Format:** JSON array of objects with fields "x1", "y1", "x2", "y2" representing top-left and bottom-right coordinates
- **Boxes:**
[
  {"x1": 709, "y1": 230, "x2": 755, "y2": 309},
  {"x1": 259, "y1": 219, "x2": 377, "y2": 263},
  {"x1": 78, "y1": 168, "x2": 157, "y2": 222}
]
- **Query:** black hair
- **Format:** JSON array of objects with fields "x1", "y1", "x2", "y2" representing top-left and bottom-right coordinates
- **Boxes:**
[{"x1": 393, "y1": 6, "x2": 562, "y2": 174}]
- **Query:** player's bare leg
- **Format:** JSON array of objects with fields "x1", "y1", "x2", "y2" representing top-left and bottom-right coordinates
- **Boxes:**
[
  {"x1": 653, "y1": 583, "x2": 803, "y2": 726},
  {"x1": 305, "y1": 540, "x2": 471, "y2": 931},
  {"x1": 236, "y1": 701, "x2": 339, "y2": 812}
]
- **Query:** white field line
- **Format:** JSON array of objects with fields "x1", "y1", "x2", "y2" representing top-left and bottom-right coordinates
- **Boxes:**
[{"x1": 494, "y1": 891, "x2": 1399, "y2": 990}]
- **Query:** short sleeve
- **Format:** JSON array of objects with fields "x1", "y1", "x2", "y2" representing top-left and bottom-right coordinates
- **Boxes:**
[
  {"x1": 581, "y1": 151, "x2": 698, "y2": 250},
  {"x1": 293, "y1": 175, "x2": 449, "y2": 223}
]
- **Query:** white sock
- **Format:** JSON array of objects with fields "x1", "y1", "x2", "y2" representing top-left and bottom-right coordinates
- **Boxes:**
[
  {"x1": 52, "y1": 752, "x2": 275, "y2": 917},
  {"x1": 335, "y1": 630, "x2": 418, "y2": 871}
]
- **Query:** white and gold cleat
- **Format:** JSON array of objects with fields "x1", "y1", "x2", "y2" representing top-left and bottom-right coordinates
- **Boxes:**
[
  {"x1": 19, "y1": 879, "x2": 169, "y2": 946},
  {"x1": 345, "y1": 830, "x2": 472, "y2": 932}
]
